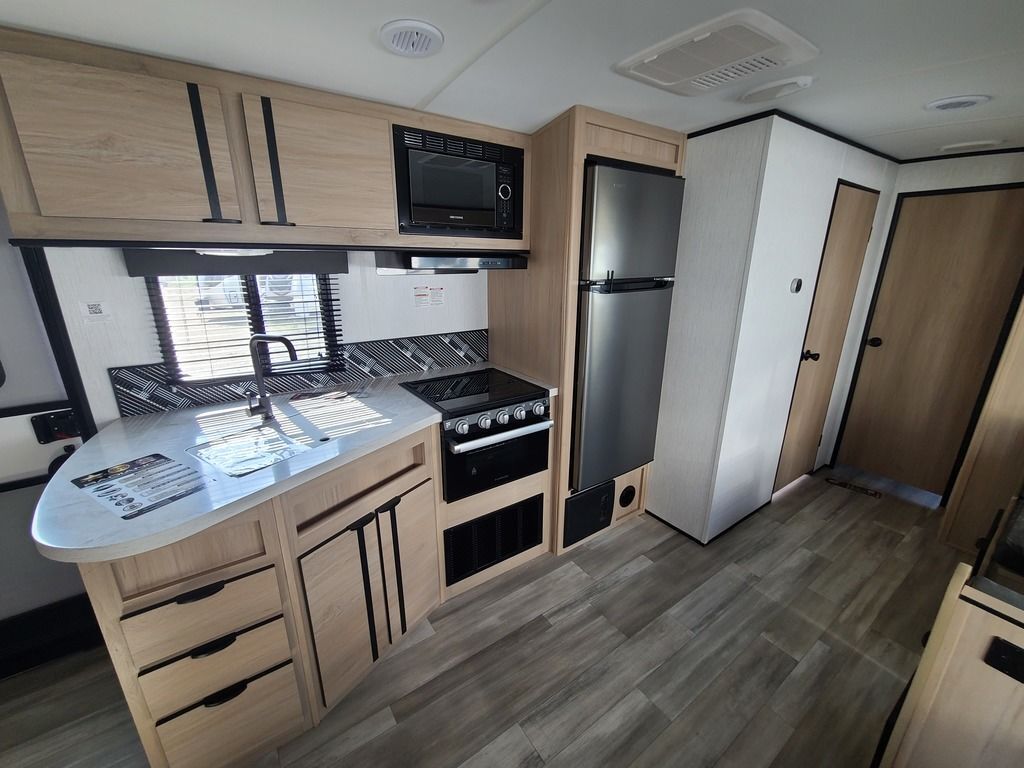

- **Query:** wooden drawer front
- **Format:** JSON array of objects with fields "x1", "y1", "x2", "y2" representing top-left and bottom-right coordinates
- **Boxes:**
[
  {"x1": 157, "y1": 662, "x2": 303, "y2": 768},
  {"x1": 283, "y1": 429, "x2": 430, "y2": 533},
  {"x1": 613, "y1": 467, "x2": 644, "y2": 520},
  {"x1": 122, "y1": 567, "x2": 281, "y2": 669},
  {"x1": 111, "y1": 506, "x2": 269, "y2": 601},
  {"x1": 584, "y1": 123, "x2": 682, "y2": 171},
  {"x1": 138, "y1": 617, "x2": 291, "y2": 721}
]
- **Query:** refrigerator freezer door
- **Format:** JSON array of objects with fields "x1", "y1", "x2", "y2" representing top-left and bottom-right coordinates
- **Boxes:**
[
  {"x1": 581, "y1": 164, "x2": 685, "y2": 282},
  {"x1": 572, "y1": 284, "x2": 673, "y2": 491}
]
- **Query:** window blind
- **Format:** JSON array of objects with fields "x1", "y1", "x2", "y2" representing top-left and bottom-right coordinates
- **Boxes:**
[{"x1": 147, "y1": 274, "x2": 343, "y2": 382}]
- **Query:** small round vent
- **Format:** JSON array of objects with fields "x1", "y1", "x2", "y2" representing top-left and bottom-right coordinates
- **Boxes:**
[
  {"x1": 379, "y1": 19, "x2": 444, "y2": 58},
  {"x1": 924, "y1": 95, "x2": 991, "y2": 112}
]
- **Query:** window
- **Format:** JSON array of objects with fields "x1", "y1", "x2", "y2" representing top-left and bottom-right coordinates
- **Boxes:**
[{"x1": 147, "y1": 273, "x2": 343, "y2": 382}]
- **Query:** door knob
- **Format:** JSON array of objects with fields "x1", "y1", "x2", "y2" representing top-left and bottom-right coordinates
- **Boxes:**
[
  {"x1": 866, "y1": 337, "x2": 883, "y2": 347},
  {"x1": 801, "y1": 349, "x2": 821, "y2": 362}
]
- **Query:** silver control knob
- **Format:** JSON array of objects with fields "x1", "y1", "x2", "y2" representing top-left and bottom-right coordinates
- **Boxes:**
[
  {"x1": 532, "y1": 402, "x2": 546, "y2": 416},
  {"x1": 498, "y1": 183, "x2": 512, "y2": 201},
  {"x1": 455, "y1": 420, "x2": 470, "y2": 435},
  {"x1": 478, "y1": 415, "x2": 492, "y2": 430},
  {"x1": 495, "y1": 410, "x2": 510, "y2": 425},
  {"x1": 513, "y1": 405, "x2": 527, "y2": 421}
]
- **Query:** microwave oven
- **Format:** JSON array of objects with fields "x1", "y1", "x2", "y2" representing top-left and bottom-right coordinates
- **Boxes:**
[{"x1": 392, "y1": 125, "x2": 524, "y2": 239}]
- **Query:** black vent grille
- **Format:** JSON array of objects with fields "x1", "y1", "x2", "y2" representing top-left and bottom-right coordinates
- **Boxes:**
[
  {"x1": 444, "y1": 495, "x2": 543, "y2": 585},
  {"x1": 402, "y1": 130, "x2": 423, "y2": 148},
  {"x1": 484, "y1": 146, "x2": 502, "y2": 161},
  {"x1": 425, "y1": 134, "x2": 445, "y2": 152},
  {"x1": 446, "y1": 138, "x2": 465, "y2": 154},
  {"x1": 465, "y1": 142, "x2": 484, "y2": 158}
]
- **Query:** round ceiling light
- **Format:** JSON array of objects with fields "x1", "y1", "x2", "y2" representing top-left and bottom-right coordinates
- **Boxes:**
[
  {"x1": 739, "y1": 76, "x2": 815, "y2": 104},
  {"x1": 379, "y1": 19, "x2": 444, "y2": 58},
  {"x1": 924, "y1": 94, "x2": 991, "y2": 112}
]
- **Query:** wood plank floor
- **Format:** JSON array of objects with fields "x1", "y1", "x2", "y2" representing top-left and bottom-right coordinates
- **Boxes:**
[{"x1": 0, "y1": 473, "x2": 964, "y2": 768}]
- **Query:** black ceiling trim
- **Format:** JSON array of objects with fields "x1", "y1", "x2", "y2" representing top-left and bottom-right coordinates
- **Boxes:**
[
  {"x1": 899, "y1": 146, "x2": 1024, "y2": 165},
  {"x1": 687, "y1": 110, "x2": 1024, "y2": 165},
  {"x1": 686, "y1": 109, "x2": 898, "y2": 163}
]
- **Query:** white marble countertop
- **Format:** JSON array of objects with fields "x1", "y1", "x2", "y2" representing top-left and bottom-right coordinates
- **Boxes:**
[{"x1": 32, "y1": 363, "x2": 557, "y2": 563}]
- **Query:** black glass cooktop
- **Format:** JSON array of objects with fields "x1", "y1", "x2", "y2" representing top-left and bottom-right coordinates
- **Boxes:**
[{"x1": 402, "y1": 368, "x2": 546, "y2": 417}]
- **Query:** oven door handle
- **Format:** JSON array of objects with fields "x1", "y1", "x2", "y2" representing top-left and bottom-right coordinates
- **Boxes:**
[{"x1": 447, "y1": 420, "x2": 554, "y2": 454}]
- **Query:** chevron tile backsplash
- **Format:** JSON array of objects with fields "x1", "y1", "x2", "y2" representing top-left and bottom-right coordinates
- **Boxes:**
[{"x1": 109, "y1": 329, "x2": 488, "y2": 417}]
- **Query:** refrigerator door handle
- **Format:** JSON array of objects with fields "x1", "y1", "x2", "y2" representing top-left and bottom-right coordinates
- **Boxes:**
[{"x1": 581, "y1": 277, "x2": 675, "y2": 294}]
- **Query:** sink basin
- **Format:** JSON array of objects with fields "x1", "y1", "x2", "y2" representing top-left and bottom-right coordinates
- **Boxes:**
[{"x1": 186, "y1": 424, "x2": 311, "y2": 477}]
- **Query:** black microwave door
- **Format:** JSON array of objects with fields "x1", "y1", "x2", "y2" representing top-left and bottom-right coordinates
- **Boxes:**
[{"x1": 408, "y1": 150, "x2": 496, "y2": 228}]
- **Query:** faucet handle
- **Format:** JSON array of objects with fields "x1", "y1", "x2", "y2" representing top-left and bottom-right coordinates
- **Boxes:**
[{"x1": 245, "y1": 390, "x2": 259, "y2": 417}]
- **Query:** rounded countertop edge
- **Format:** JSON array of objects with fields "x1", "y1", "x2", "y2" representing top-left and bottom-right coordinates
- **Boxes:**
[{"x1": 33, "y1": 412, "x2": 442, "y2": 564}]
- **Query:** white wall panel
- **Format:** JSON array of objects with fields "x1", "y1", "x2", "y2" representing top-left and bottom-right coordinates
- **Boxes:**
[
  {"x1": 336, "y1": 252, "x2": 487, "y2": 343},
  {"x1": 648, "y1": 118, "x2": 770, "y2": 539},
  {"x1": 709, "y1": 119, "x2": 848, "y2": 537}
]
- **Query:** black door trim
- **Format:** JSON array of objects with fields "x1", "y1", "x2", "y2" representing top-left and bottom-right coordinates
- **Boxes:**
[
  {"x1": 830, "y1": 183, "x2": 1024, "y2": 505},
  {"x1": 773, "y1": 179, "x2": 880, "y2": 491}
]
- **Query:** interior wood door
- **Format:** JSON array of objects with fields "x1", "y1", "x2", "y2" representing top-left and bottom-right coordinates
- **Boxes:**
[
  {"x1": 242, "y1": 94, "x2": 395, "y2": 229},
  {"x1": 774, "y1": 183, "x2": 879, "y2": 491},
  {"x1": 838, "y1": 187, "x2": 1024, "y2": 494},
  {"x1": 0, "y1": 52, "x2": 239, "y2": 222},
  {"x1": 378, "y1": 480, "x2": 440, "y2": 637},
  {"x1": 299, "y1": 519, "x2": 387, "y2": 708}
]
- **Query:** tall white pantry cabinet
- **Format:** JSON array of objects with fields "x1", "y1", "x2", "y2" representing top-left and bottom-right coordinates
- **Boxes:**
[{"x1": 649, "y1": 115, "x2": 896, "y2": 542}]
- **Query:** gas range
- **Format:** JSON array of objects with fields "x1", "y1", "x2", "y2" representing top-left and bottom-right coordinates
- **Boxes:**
[{"x1": 401, "y1": 367, "x2": 550, "y2": 438}]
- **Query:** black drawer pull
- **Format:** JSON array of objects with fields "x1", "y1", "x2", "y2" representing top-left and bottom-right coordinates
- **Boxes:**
[
  {"x1": 174, "y1": 581, "x2": 225, "y2": 605},
  {"x1": 202, "y1": 681, "x2": 248, "y2": 708},
  {"x1": 983, "y1": 636, "x2": 1024, "y2": 684},
  {"x1": 189, "y1": 634, "x2": 237, "y2": 659},
  {"x1": 376, "y1": 496, "x2": 402, "y2": 515},
  {"x1": 346, "y1": 511, "x2": 377, "y2": 532}
]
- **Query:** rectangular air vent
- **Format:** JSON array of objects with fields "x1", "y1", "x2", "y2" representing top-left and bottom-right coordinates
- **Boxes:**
[
  {"x1": 616, "y1": 9, "x2": 818, "y2": 96},
  {"x1": 443, "y1": 494, "x2": 543, "y2": 585}
]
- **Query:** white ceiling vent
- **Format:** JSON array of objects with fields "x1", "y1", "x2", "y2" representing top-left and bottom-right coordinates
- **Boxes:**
[
  {"x1": 615, "y1": 9, "x2": 818, "y2": 97},
  {"x1": 379, "y1": 19, "x2": 444, "y2": 58}
]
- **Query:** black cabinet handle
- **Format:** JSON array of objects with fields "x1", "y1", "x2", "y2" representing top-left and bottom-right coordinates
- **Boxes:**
[
  {"x1": 189, "y1": 633, "x2": 237, "y2": 659},
  {"x1": 983, "y1": 636, "x2": 1024, "y2": 684},
  {"x1": 201, "y1": 681, "x2": 248, "y2": 708},
  {"x1": 867, "y1": 337, "x2": 884, "y2": 347},
  {"x1": 174, "y1": 581, "x2": 225, "y2": 605},
  {"x1": 801, "y1": 349, "x2": 821, "y2": 362}
]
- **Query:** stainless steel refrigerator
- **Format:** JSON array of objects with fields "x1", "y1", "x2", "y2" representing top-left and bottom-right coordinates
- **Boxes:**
[{"x1": 570, "y1": 161, "x2": 685, "y2": 492}]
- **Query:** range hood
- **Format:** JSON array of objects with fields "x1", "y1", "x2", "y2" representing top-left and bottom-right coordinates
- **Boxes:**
[{"x1": 374, "y1": 250, "x2": 528, "y2": 275}]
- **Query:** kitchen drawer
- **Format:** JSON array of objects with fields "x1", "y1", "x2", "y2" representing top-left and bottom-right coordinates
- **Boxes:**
[
  {"x1": 157, "y1": 662, "x2": 304, "y2": 768},
  {"x1": 122, "y1": 566, "x2": 281, "y2": 669},
  {"x1": 138, "y1": 616, "x2": 291, "y2": 721}
]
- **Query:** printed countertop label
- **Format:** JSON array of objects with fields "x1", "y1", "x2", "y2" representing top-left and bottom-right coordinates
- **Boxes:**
[{"x1": 72, "y1": 454, "x2": 208, "y2": 520}]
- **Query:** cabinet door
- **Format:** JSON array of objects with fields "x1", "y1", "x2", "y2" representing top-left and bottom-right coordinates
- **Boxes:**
[
  {"x1": 300, "y1": 519, "x2": 387, "y2": 708},
  {"x1": 0, "y1": 53, "x2": 239, "y2": 222},
  {"x1": 378, "y1": 480, "x2": 441, "y2": 636},
  {"x1": 242, "y1": 94, "x2": 395, "y2": 229}
]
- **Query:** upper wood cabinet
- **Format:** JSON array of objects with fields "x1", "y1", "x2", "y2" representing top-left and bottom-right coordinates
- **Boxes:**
[
  {"x1": 0, "y1": 52, "x2": 239, "y2": 222},
  {"x1": 241, "y1": 94, "x2": 395, "y2": 230}
]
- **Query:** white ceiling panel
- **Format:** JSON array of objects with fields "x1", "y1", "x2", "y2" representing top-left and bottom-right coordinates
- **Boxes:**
[
  {"x1": 0, "y1": 0, "x2": 1021, "y2": 158},
  {"x1": 0, "y1": 0, "x2": 549, "y2": 108}
]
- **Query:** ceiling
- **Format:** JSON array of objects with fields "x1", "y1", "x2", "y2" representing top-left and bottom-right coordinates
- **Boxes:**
[{"x1": 0, "y1": 0, "x2": 1021, "y2": 159}]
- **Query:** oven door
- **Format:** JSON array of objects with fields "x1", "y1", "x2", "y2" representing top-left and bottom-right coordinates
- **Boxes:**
[
  {"x1": 408, "y1": 149, "x2": 497, "y2": 228},
  {"x1": 442, "y1": 420, "x2": 552, "y2": 502}
]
